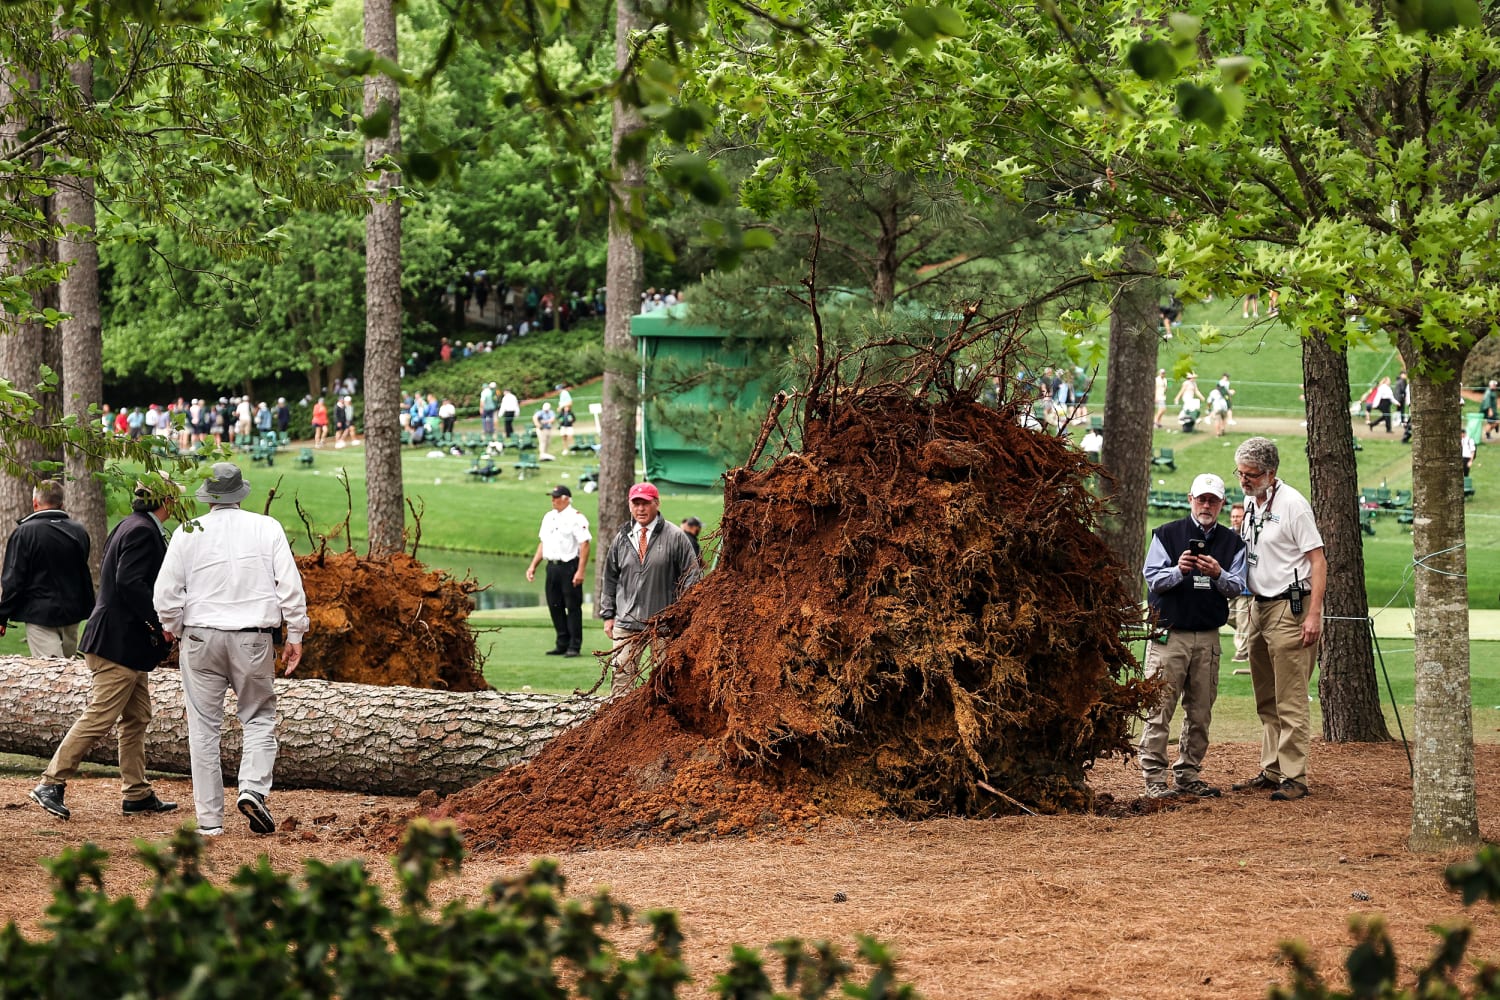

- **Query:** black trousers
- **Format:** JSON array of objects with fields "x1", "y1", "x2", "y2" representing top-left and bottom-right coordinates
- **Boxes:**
[{"x1": 544, "y1": 558, "x2": 584, "y2": 652}]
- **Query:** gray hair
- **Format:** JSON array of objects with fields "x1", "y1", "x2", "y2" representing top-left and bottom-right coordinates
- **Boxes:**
[
  {"x1": 1234, "y1": 437, "x2": 1280, "y2": 473},
  {"x1": 32, "y1": 480, "x2": 64, "y2": 509}
]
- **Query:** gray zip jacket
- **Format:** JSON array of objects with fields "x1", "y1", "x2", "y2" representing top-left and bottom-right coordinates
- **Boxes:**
[{"x1": 598, "y1": 516, "x2": 702, "y2": 633}]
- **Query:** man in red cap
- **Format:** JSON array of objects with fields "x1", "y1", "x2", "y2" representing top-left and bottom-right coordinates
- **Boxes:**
[{"x1": 598, "y1": 482, "x2": 702, "y2": 696}]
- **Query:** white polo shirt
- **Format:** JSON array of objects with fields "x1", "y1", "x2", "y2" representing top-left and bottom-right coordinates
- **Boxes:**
[
  {"x1": 1241, "y1": 480, "x2": 1323, "y2": 597},
  {"x1": 539, "y1": 504, "x2": 592, "y2": 562}
]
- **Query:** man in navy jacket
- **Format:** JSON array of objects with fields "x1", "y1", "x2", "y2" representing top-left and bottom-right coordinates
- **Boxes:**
[
  {"x1": 30, "y1": 481, "x2": 178, "y2": 821},
  {"x1": 1138, "y1": 473, "x2": 1248, "y2": 800}
]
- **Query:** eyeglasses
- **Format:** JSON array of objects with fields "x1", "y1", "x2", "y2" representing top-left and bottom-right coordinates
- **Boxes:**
[{"x1": 1234, "y1": 469, "x2": 1268, "y2": 482}]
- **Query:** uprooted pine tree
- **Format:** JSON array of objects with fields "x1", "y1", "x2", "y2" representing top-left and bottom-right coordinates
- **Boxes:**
[{"x1": 432, "y1": 300, "x2": 1153, "y2": 854}]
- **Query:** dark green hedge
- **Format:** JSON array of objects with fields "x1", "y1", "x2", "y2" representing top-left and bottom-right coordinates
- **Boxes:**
[{"x1": 0, "y1": 821, "x2": 918, "y2": 1000}]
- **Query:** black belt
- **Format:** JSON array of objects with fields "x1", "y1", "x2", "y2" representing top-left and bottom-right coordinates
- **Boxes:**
[
  {"x1": 1253, "y1": 591, "x2": 1293, "y2": 603},
  {"x1": 547, "y1": 558, "x2": 577, "y2": 565},
  {"x1": 236, "y1": 625, "x2": 280, "y2": 634}
]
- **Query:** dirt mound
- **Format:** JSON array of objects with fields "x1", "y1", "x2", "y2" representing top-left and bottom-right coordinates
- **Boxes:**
[
  {"x1": 432, "y1": 312, "x2": 1151, "y2": 853},
  {"x1": 295, "y1": 550, "x2": 486, "y2": 691},
  {"x1": 438, "y1": 700, "x2": 819, "y2": 853}
]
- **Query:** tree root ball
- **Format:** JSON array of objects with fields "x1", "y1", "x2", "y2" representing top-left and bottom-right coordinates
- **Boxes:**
[
  {"x1": 295, "y1": 550, "x2": 487, "y2": 691},
  {"x1": 427, "y1": 368, "x2": 1153, "y2": 855}
]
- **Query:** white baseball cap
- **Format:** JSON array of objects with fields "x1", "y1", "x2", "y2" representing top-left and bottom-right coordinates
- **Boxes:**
[{"x1": 1190, "y1": 473, "x2": 1226, "y2": 499}]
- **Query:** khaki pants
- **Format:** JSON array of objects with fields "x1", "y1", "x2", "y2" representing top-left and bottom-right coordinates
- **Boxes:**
[
  {"x1": 1227, "y1": 595, "x2": 1252, "y2": 660},
  {"x1": 1247, "y1": 599, "x2": 1317, "y2": 786},
  {"x1": 608, "y1": 631, "x2": 648, "y2": 698},
  {"x1": 1138, "y1": 629, "x2": 1220, "y2": 785},
  {"x1": 42, "y1": 654, "x2": 155, "y2": 799},
  {"x1": 26, "y1": 622, "x2": 80, "y2": 659},
  {"x1": 179, "y1": 627, "x2": 279, "y2": 829}
]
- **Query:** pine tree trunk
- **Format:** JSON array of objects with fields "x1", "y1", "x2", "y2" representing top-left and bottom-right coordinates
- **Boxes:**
[
  {"x1": 1407, "y1": 353, "x2": 1479, "y2": 851},
  {"x1": 362, "y1": 0, "x2": 404, "y2": 557},
  {"x1": 57, "y1": 58, "x2": 107, "y2": 583},
  {"x1": 1097, "y1": 253, "x2": 1157, "y2": 587},
  {"x1": 0, "y1": 65, "x2": 52, "y2": 523},
  {"x1": 597, "y1": 0, "x2": 647, "y2": 584},
  {"x1": 1302, "y1": 334, "x2": 1388, "y2": 741},
  {"x1": 0, "y1": 658, "x2": 597, "y2": 795}
]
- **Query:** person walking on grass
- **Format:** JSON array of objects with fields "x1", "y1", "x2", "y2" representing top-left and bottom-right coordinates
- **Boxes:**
[
  {"x1": 1231, "y1": 437, "x2": 1326, "y2": 802},
  {"x1": 153, "y1": 463, "x2": 308, "y2": 837},
  {"x1": 29, "y1": 479, "x2": 179, "y2": 822},
  {"x1": 1138, "y1": 473, "x2": 1247, "y2": 800},
  {"x1": 526, "y1": 485, "x2": 591, "y2": 658},
  {"x1": 0, "y1": 480, "x2": 94, "y2": 659}
]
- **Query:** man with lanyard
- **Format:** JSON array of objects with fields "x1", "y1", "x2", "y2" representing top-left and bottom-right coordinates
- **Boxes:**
[
  {"x1": 1230, "y1": 437, "x2": 1327, "y2": 801},
  {"x1": 1139, "y1": 474, "x2": 1247, "y2": 799},
  {"x1": 153, "y1": 462, "x2": 308, "y2": 836},
  {"x1": 525, "y1": 485, "x2": 591, "y2": 658}
]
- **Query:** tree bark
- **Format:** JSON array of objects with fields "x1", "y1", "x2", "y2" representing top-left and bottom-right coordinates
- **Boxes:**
[
  {"x1": 1097, "y1": 249, "x2": 1157, "y2": 588},
  {"x1": 0, "y1": 657, "x2": 598, "y2": 795},
  {"x1": 57, "y1": 55, "x2": 106, "y2": 583},
  {"x1": 1406, "y1": 349, "x2": 1479, "y2": 851},
  {"x1": 597, "y1": 0, "x2": 647, "y2": 592},
  {"x1": 0, "y1": 65, "x2": 53, "y2": 524},
  {"x1": 362, "y1": 0, "x2": 405, "y2": 558},
  {"x1": 1302, "y1": 334, "x2": 1388, "y2": 741}
]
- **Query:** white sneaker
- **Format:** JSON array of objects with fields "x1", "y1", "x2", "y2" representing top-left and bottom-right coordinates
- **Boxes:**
[{"x1": 199, "y1": 827, "x2": 224, "y2": 837}]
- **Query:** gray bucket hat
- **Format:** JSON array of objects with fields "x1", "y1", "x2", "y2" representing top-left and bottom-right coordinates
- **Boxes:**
[{"x1": 196, "y1": 462, "x2": 252, "y2": 504}]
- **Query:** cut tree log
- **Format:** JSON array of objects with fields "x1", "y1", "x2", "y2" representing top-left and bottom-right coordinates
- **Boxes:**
[{"x1": 0, "y1": 657, "x2": 597, "y2": 795}]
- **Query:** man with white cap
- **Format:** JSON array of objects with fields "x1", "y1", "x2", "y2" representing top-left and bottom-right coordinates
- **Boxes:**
[
  {"x1": 153, "y1": 462, "x2": 308, "y2": 836},
  {"x1": 598, "y1": 482, "x2": 701, "y2": 696},
  {"x1": 1138, "y1": 472, "x2": 1247, "y2": 799}
]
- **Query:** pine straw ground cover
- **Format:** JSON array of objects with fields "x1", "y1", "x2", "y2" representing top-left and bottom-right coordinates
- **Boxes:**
[{"x1": 1, "y1": 741, "x2": 1499, "y2": 998}]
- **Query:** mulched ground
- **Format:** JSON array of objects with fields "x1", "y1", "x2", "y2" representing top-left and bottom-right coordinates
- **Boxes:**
[{"x1": 2, "y1": 739, "x2": 1497, "y2": 999}]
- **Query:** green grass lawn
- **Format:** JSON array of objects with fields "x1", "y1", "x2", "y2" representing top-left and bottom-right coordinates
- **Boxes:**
[{"x1": 244, "y1": 380, "x2": 722, "y2": 560}]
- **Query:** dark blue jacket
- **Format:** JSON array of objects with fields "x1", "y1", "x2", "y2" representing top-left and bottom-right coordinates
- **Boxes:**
[
  {"x1": 79, "y1": 512, "x2": 170, "y2": 671},
  {"x1": 1147, "y1": 517, "x2": 1245, "y2": 631},
  {"x1": 0, "y1": 509, "x2": 93, "y2": 627}
]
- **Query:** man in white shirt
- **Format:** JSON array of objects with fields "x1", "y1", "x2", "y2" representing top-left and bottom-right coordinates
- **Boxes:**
[
  {"x1": 1230, "y1": 437, "x2": 1326, "y2": 802},
  {"x1": 153, "y1": 462, "x2": 308, "y2": 837},
  {"x1": 525, "y1": 485, "x2": 591, "y2": 657},
  {"x1": 499, "y1": 388, "x2": 521, "y2": 438}
]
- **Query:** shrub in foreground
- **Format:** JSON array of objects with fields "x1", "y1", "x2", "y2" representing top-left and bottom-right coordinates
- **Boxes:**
[
  {"x1": 1274, "y1": 844, "x2": 1500, "y2": 999},
  {"x1": 0, "y1": 820, "x2": 916, "y2": 999}
]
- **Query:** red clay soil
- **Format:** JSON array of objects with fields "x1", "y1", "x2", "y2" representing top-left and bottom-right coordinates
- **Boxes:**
[
  {"x1": 294, "y1": 550, "x2": 486, "y2": 691},
  {"x1": 431, "y1": 326, "x2": 1156, "y2": 854}
]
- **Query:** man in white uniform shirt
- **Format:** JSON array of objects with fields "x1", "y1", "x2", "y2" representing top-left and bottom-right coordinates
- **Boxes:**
[
  {"x1": 1230, "y1": 437, "x2": 1326, "y2": 802},
  {"x1": 153, "y1": 462, "x2": 308, "y2": 837},
  {"x1": 526, "y1": 485, "x2": 592, "y2": 657}
]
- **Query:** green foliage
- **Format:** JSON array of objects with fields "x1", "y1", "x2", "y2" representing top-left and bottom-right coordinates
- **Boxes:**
[
  {"x1": 1, "y1": 0, "x2": 363, "y2": 321},
  {"x1": 0, "y1": 821, "x2": 919, "y2": 999},
  {"x1": 403, "y1": 322, "x2": 605, "y2": 408},
  {"x1": 1263, "y1": 844, "x2": 1500, "y2": 999}
]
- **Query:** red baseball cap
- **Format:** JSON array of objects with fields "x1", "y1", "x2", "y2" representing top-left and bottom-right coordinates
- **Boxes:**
[{"x1": 628, "y1": 483, "x2": 659, "y2": 502}]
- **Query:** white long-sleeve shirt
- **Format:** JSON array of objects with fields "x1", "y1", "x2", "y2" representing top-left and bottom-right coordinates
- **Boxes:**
[{"x1": 153, "y1": 506, "x2": 309, "y2": 643}]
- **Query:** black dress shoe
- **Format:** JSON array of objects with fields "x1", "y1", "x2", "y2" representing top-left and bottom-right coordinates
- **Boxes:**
[
  {"x1": 123, "y1": 792, "x2": 179, "y2": 815},
  {"x1": 544, "y1": 648, "x2": 567, "y2": 656},
  {"x1": 563, "y1": 650, "x2": 581, "y2": 658}
]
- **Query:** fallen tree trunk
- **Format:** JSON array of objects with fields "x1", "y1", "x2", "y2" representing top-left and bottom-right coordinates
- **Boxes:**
[{"x1": 0, "y1": 657, "x2": 597, "y2": 795}]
